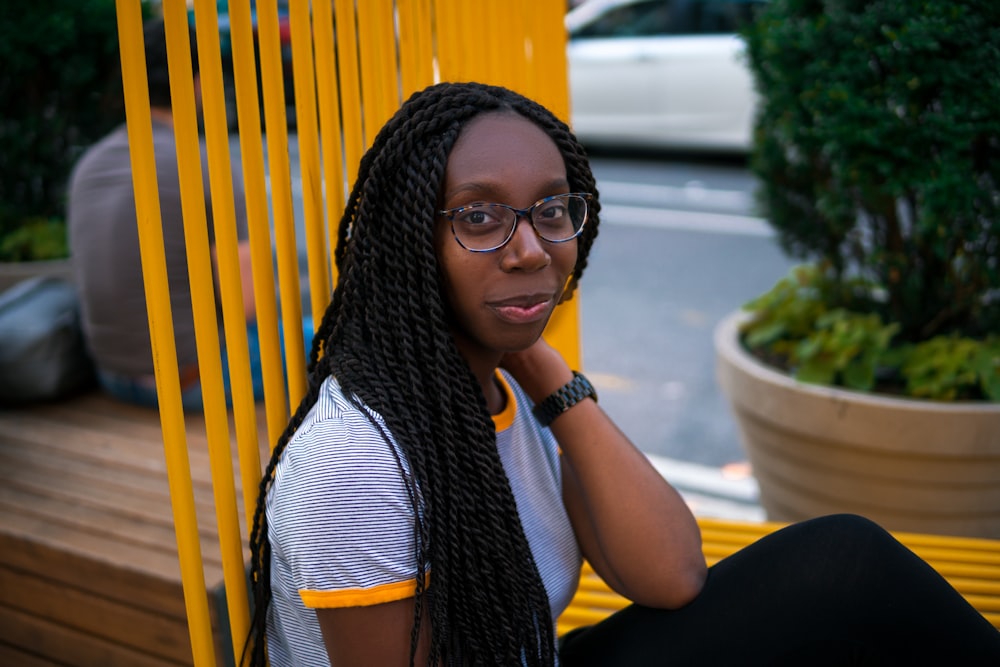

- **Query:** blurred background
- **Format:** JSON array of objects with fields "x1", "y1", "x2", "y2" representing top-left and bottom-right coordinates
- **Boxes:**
[{"x1": 2, "y1": 0, "x2": 784, "y2": 517}]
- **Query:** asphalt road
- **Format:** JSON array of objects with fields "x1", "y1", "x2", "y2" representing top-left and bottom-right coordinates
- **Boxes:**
[{"x1": 581, "y1": 152, "x2": 796, "y2": 469}]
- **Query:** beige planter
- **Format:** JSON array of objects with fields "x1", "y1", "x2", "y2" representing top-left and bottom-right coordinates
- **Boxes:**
[{"x1": 714, "y1": 310, "x2": 1000, "y2": 539}]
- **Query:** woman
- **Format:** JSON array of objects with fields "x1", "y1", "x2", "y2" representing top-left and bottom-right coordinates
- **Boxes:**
[{"x1": 246, "y1": 82, "x2": 1000, "y2": 666}]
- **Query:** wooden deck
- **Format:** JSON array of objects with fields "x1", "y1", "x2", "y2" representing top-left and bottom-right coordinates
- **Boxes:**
[{"x1": 0, "y1": 391, "x2": 269, "y2": 666}]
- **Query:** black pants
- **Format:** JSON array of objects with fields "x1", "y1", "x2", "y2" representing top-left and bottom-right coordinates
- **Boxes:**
[{"x1": 559, "y1": 514, "x2": 1000, "y2": 666}]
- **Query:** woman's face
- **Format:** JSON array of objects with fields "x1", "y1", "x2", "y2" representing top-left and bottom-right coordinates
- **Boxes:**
[{"x1": 434, "y1": 112, "x2": 578, "y2": 368}]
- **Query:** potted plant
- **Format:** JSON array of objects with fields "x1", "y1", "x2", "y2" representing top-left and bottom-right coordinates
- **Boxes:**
[
  {"x1": 0, "y1": 1, "x2": 131, "y2": 292},
  {"x1": 715, "y1": 0, "x2": 1000, "y2": 538}
]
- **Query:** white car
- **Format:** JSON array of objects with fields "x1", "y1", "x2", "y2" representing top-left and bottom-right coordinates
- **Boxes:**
[{"x1": 566, "y1": 0, "x2": 766, "y2": 152}]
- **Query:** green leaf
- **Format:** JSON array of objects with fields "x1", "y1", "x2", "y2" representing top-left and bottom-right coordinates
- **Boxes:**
[{"x1": 796, "y1": 358, "x2": 836, "y2": 386}]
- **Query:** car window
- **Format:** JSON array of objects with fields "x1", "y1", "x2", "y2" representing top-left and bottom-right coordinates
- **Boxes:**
[
  {"x1": 571, "y1": 0, "x2": 677, "y2": 38},
  {"x1": 570, "y1": 0, "x2": 767, "y2": 38},
  {"x1": 692, "y1": 0, "x2": 768, "y2": 34}
]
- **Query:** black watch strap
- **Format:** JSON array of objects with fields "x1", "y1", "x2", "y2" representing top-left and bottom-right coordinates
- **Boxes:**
[{"x1": 532, "y1": 371, "x2": 598, "y2": 427}]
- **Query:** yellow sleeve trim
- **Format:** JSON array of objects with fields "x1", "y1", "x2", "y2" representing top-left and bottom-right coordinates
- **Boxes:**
[{"x1": 299, "y1": 577, "x2": 427, "y2": 609}]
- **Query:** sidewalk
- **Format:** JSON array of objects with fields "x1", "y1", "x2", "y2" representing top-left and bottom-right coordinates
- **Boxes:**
[{"x1": 648, "y1": 454, "x2": 765, "y2": 523}]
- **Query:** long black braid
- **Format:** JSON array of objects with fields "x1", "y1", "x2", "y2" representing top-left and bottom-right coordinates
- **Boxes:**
[{"x1": 244, "y1": 81, "x2": 601, "y2": 666}]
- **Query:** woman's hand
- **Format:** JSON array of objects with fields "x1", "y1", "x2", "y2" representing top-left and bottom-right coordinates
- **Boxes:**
[
  {"x1": 500, "y1": 337, "x2": 575, "y2": 405},
  {"x1": 505, "y1": 339, "x2": 707, "y2": 609}
]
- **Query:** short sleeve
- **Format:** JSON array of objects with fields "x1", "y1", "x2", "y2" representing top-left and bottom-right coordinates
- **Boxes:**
[{"x1": 267, "y1": 398, "x2": 423, "y2": 610}]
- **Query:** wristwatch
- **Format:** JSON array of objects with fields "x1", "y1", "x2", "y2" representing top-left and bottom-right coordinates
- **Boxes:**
[{"x1": 532, "y1": 371, "x2": 598, "y2": 427}]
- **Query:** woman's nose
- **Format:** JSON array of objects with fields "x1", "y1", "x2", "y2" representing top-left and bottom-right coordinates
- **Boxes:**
[{"x1": 501, "y1": 216, "x2": 551, "y2": 271}]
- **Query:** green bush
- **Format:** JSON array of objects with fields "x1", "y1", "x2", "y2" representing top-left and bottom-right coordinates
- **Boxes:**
[
  {"x1": 740, "y1": 0, "x2": 1000, "y2": 401},
  {"x1": 0, "y1": 1, "x2": 129, "y2": 261}
]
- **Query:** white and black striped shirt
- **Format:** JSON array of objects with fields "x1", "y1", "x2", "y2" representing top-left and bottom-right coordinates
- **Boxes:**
[{"x1": 265, "y1": 371, "x2": 582, "y2": 666}]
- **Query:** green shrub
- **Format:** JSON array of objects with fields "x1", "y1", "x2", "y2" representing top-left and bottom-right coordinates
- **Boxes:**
[
  {"x1": 740, "y1": 0, "x2": 1000, "y2": 401},
  {"x1": 0, "y1": 217, "x2": 70, "y2": 262},
  {"x1": 745, "y1": 264, "x2": 999, "y2": 400},
  {"x1": 0, "y1": 1, "x2": 130, "y2": 261}
]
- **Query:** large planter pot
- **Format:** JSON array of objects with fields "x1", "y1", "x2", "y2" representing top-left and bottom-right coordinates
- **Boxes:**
[{"x1": 714, "y1": 310, "x2": 1000, "y2": 540}]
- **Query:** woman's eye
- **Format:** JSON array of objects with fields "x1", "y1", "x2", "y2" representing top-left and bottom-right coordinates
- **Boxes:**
[
  {"x1": 458, "y1": 206, "x2": 499, "y2": 225},
  {"x1": 537, "y1": 202, "x2": 567, "y2": 220}
]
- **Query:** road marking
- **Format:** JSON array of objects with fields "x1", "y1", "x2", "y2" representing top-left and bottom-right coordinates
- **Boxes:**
[
  {"x1": 599, "y1": 203, "x2": 773, "y2": 237},
  {"x1": 598, "y1": 180, "x2": 754, "y2": 211},
  {"x1": 586, "y1": 370, "x2": 635, "y2": 391},
  {"x1": 647, "y1": 454, "x2": 760, "y2": 502}
]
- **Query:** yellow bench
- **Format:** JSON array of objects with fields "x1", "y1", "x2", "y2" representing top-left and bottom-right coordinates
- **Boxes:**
[{"x1": 558, "y1": 516, "x2": 1000, "y2": 636}]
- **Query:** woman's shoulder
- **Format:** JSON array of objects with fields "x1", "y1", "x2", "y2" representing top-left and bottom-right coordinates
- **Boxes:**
[
  {"x1": 269, "y1": 377, "x2": 415, "y2": 531},
  {"x1": 286, "y1": 376, "x2": 400, "y2": 468}
]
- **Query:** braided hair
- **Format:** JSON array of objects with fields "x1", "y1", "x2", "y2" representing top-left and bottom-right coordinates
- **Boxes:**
[{"x1": 245, "y1": 81, "x2": 600, "y2": 666}]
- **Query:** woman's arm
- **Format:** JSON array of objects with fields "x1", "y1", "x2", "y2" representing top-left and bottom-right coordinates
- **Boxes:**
[
  {"x1": 317, "y1": 598, "x2": 435, "y2": 666},
  {"x1": 502, "y1": 339, "x2": 707, "y2": 609}
]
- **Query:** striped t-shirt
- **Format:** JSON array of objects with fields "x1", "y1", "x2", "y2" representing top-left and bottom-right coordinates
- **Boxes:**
[{"x1": 265, "y1": 371, "x2": 582, "y2": 666}]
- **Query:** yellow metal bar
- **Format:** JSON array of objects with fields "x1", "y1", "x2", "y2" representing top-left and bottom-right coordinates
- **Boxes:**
[
  {"x1": 530, "y1": 0, "x2": 579, "y2": 368},
  {"x1": 398, "y1": 0, "x2": 435, "y2": 99},
  {"x1": 376, "y1": 0, "x2": 401, "y2": 125},
  {"x1": 500, "y1": 0, "x2": 529, "y2": 94},
  {"x1": 256, "y1": 0, "x2": 309, "y2": 411},
  {"x1": 334, "y1": 0, "x2": 365, "y2": 182},
  {"x1": 312, "y1": 0, "x2": 346, "y2": 293},
  {"x1": 357, "y1": 0, "x2": 399, "y2": 147},
  {"x1": 522, "y1": 0, "x2": 542, "y2": 103},
  {"x1": 482, "y1": 2, "x2": 503, "y2": 84},
  {"x1": 397, "y1": 1, "x2": 417, "y2": 97},
  {"x1": 191, "y1": 0, "x2": 261, "y2": 450},
  {"x1": 162, "y1": 2, "x2": 252, "y2": 663},
  {"x1": 433, "y1": 1, "x2": 478, "y2": 82},
  {"x1": 432, "y1": 0, "x2": 459, "y2": 82},
  {"x1": 114, "y1": 1, "x2": 216, "y2": 664},
  {"x1": 354, "y1": 3, "x2": 380, "y2": 155},
  {"x1": 289, "y1": 0, "x2": 332, "y2": 325},
  {"x1": 530, "y1": 0, "x2": 571, "y2": 123},
  {"x1": 228, "y1": 0, "x2": 288, "y2": 457},
  {"x1": 191, "y1": 0, "x2": 262, "y2": 542}
]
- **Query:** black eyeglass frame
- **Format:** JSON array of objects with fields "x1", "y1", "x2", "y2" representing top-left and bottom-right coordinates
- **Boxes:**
[{"x1": 437, "y1": 192, "x2": 593, "y2": 253}]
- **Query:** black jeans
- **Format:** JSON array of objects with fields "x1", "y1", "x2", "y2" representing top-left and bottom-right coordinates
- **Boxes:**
[{"x1": 559, "y1": 514, "x2": 1000, "y2": 666}]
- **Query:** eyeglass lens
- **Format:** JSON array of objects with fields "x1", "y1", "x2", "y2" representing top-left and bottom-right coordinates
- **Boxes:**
[{"x1": 451, "y1": 194, "x2": 588, "y2": 251}]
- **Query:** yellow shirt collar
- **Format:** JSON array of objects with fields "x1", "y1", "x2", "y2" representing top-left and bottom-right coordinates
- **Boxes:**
[{"x1": 491, "y1": 372, "x2": 516, "y2": 432}]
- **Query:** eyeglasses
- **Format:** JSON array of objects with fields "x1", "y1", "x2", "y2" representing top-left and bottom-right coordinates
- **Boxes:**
[{"x1": 438, "y1": 193, "x2": 592, "y2": 252}]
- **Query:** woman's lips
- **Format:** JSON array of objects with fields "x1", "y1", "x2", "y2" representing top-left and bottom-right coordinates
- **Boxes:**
[{"x1": 490, "y1": 296, "x2": 553, "y2": 324}]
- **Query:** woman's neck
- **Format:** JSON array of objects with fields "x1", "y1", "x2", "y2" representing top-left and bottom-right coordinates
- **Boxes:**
[{"x1": 482, "y1": 372, "x2": 506, "y2": 415}]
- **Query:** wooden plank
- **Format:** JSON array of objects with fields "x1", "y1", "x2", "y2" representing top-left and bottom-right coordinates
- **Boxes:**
[
  {"x1": 1, "y1": 451, "x2": 226, "y2": 545},
  {"x1": 11, "y1": 391, "x2": 269, "y2": 450},
  {"x1": 0, "y1": 565, "x2": 194, "y2": 664},
  {"x1": 0, "y1": 486, "x2": 222, "y2": 565},
  {"x1": 0, "y1": 397, "x2": 272, "y2": 498},
  {"x1": 0, "y1": 519, "x2": 221, "y2": 618},
  {"x1": 0, "y1": 605, "x2": 185, "y2": 667},
  {"x1": 0, "y1": 393, "x2": 263, "y2": 664},
  {"x1": 0, "y1": 411, "x2": 222, "y2": 480},
  {"x1": 0, "y1": 417, "x2": 218, "y2": 488},
  {"x1": 0, "y1": 642, "x2": 64, "y2": 667},
  {"x1": 0, "y1": 439, "x2": 226, "y2": 528}
]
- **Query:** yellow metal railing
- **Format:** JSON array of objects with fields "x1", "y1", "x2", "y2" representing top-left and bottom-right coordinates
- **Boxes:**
[{"x1": 115, "y1": 0, "x2": 577, "y2": 663}]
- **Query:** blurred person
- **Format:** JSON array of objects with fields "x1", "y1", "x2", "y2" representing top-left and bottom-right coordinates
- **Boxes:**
[{"x1": 68, "y1": 17, "x2": 265, "y2": 410}]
